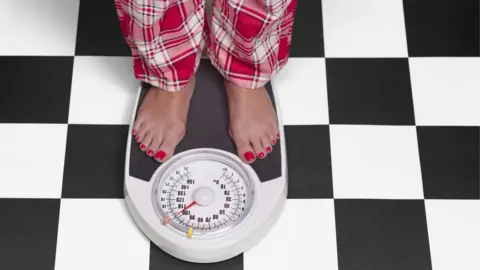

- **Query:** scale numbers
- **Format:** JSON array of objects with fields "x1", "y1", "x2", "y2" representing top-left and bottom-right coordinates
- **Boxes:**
[{"x1": 154, "y1": 158, "x2": 253, "y2": 237}]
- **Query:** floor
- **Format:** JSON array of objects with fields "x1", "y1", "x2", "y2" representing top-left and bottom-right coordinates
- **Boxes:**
[{"x1": 0, "y1": 0, "x2": 479, "y2": 269}]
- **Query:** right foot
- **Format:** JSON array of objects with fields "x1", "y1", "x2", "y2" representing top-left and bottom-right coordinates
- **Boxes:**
[{"x1": 132, "y1": 78, "x2": 195, "y2": 162}]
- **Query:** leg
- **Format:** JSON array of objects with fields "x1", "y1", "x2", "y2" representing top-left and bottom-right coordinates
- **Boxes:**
[
  {"x1": 208, "y1": 0, "x2": 297, "y2": 163},
  {"x1": 115, "y1": 0, "x2": 206, "y2": 162}
]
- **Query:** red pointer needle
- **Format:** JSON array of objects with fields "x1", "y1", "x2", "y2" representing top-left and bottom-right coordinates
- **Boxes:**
[
  {"x1": 175, "y1": 201, "x2": 197, "y2": 216},
  {"x1": 163, "y1": 201, "x2": 197, "y2": 226}
]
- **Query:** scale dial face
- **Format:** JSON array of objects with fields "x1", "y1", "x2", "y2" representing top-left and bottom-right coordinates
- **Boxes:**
[{"x1": 152, "y1": 154, "x2": 254, "y2": 237}]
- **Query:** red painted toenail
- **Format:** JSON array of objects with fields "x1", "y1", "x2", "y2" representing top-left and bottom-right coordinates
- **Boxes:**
[
  {"x1": 147, "y1": 150, "x2": 154, "y2": 156},
  {"x1": 132, "y1": 129, "x2": 137, "y2": 135},
  {"x1": 272, "y1": 139, "x2": 276, "y2": 144},
  {"x1": 258, "y1": 152, "x2": 265, "y2": 158},
  {"x1": 266, "y1": 146, "x2": 272, "y2": 153},
  {"x1": 140, "y1": 144, "x2": 146, "y2": 150},
  {"x1": 136, "y1": 136, "x2": 141, "y2": 142},
  {"x1": 155, "y1": 150, "x2": 166, "y2": 160},
  {"x1": 244, "y1": 152, "x2": 254, "y2": 162},
  {"x1": 277, "y1": 133, "x2": 280, "y2": 138}
]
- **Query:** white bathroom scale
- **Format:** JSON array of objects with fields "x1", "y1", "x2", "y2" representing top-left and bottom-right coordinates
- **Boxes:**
[{"x1": 124, "y1": 60, "x2": 287, "y2": 263}]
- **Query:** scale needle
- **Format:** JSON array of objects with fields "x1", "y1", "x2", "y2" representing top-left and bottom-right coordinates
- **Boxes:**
[
  {"x1": 175, "y1": 201, "x2": 197, "y2": 216},
  {"x1": 163, "y1": 201, "x2": 196, "y2": 226}
]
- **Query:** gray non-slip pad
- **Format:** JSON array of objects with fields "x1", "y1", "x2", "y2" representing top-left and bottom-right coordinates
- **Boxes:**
[{"x1": 129, "y1": 60, "x2": 282, "y2": 183}]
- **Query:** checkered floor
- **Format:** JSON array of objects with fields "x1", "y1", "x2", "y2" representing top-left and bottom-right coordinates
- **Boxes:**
[{"x1": 1, "y1": 0, "x2": 479, "y2": 269}]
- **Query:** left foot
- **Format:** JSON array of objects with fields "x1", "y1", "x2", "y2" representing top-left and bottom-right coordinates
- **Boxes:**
[{"x1": 225, "y1": 81, "x2": 280, "y2": 164}]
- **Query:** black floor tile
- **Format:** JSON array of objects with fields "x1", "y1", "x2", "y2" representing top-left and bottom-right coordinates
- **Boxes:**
[
  {"x1": 0, "y1": 199, "x2": 60, "y2": 270},
  {"x1": 289, "y1": 0, "x2": 324, "y2": 57},
  {"x1": 403, "y1": 0, "x2": 480, "y2": 56},
  {"x1": 149, "y1": 242, "x2": 243, "y2": 270},
  {"x1": 335, "y1": 199, "x2": 432, "y2": 270},
  {"x1": 0, "y1": 57, "x2": 73, "y2": 123},
  {"x1": 75, "y1": 0, "x2": 131, "y2": 56},
  {"x1": 417, "y1": 126, "x2": 480, "y2": 199},
  {"x1": 62, "y1": 124, "x2": 128, "y2": 198},
  {"x1": 326, "y1": 58, "x2": 415, "y2": 125},
  {"x1": 285, "y1": 125, "x2": 333, "y2": 198}
]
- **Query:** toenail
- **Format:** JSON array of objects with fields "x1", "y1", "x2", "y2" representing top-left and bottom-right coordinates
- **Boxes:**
[
  {"x1": 266, "y1": 146, "x2": 272, "y2": 153},
  {"x1": 140, "y1": 144, "x2": 146, "y2": 150},
  {"x1": 272, "y1": 139, "x2": 276, "y2": 144},
  {"x1": 258, "y1": 152, "x2": 265, "y2": 158},
  {"x1": 132, "y1": 129, "x2": 137, "y2": 135},
  {"x1": 155, "y1": 150, "x2": 166, "y2": 160},
  {"x1": 136, "y1": 136, "x2": 141, "y2": 142},
  {"x1": 277, "y1": 133, "x2": 280, "y2": 138},
  {"x1": 147, "y1": 150, "x2": 154, "y2": 156},
  {"x1": 244, "y1": 152, "x2": 254, "y2": 162}
]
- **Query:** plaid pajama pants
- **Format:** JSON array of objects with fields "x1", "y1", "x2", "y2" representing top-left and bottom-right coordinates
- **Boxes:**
[{"x1": 115, "y1": 0, "x2": 297, "y2": 91}]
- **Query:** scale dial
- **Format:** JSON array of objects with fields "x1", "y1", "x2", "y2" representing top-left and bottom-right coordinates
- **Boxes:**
[{"x1": 152, "y1": 152, "x2": 254, "y2": 238}]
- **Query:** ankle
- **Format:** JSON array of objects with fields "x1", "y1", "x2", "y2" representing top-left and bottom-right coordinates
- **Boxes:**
[
  {"x1": 150, "y1": 76, "x2": 196, "y2": 93},
  {"x1": 225, "y1": 79, "x2": 267, "y2": 92}
]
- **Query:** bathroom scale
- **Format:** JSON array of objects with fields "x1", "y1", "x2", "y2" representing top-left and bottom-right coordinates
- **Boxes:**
[{"x1": 124, "y1": 60, "x2": 287, "y2": 263}]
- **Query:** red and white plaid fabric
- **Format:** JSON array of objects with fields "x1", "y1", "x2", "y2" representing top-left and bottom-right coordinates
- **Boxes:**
[{"x1": 115, "y1": 0, "x2": 297, "y2": 91}]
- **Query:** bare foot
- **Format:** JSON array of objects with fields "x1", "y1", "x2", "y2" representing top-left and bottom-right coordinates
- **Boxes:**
[
  {"x1": 225, "y1": 81, "x2": 280, "y2": 164},
  {"x1": 132, "y1": 78, "x2": 195, "y2": 162}
]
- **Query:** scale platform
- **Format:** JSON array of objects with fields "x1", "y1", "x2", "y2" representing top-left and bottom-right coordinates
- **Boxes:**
[{"x1": 124, "y1": 60, "x2": 288, "y2": 263}]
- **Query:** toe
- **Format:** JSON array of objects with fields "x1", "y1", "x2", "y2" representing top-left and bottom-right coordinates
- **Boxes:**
[
  {"x1": 271, "y1": 137, "x2": 277, "y2": 145},
  {"x1": 233, "y1": 135, "x2": 256, "y2": 164},
  {"x1": 261, "y1": 133, "x2": 273, "y2": 154},
  {"x1": 153, "y1": 149, "x2": 167, "y2": 162},
  {"x1": 154, "y1": 132, "x2": 178, "y2": 162},
  {"x1": 132, "y1": 122, "x2": 141, "y2": 137},
  {"x1": 272, "y1": 125, "x2": 280, "y2": 140},
  {"x1": 140, "y1": 131, "x2": 153, "y2": 152},
  {"x1": 147, "y1": 136, "x2": 162, "y2": 157},
  {"x1": 270, "y1": 124, "x2": 280, "y2": 141},
  {"x1": 252, "y1": 137, "x2": 266, "y2": 159},
  {"x1": 133, "y1": 115, "x2": 146, "y2": 137},
  {"x1": 135, "y1": 124, "x2": 148, "y2": 143}
]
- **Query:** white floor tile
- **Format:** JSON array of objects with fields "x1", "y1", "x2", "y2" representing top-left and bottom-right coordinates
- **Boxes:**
[
  {"x1": 54, "y1": 199, "x2": 150, "y2": 270},
  {"x1": 410, "y1": 58, "x2": 480, "y2": 126},
  {"x1": 0, "y1": 124, "x2": 67, "y2": 198},
  {"x1": 330, "y1": 125, "x2": 424, "y2": 199},
  {"x1": 425, "y1": 200, "x2": 480, "y2": 270},
  {"x1": 273, "y1": 58, "x2": 329, "y2": 125},
  {"x1": 322, "y1": 0, "x2": 408, "y2": 57},
  {"x1": 68, "y1": 56, "x2": 139, "y2": 125},
  {"x1": 244, "y1": 199, "x2": 338, "y2": 270},
  {"x1": 0, "y1": 0, "x2": 79, "y2": 56}
]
